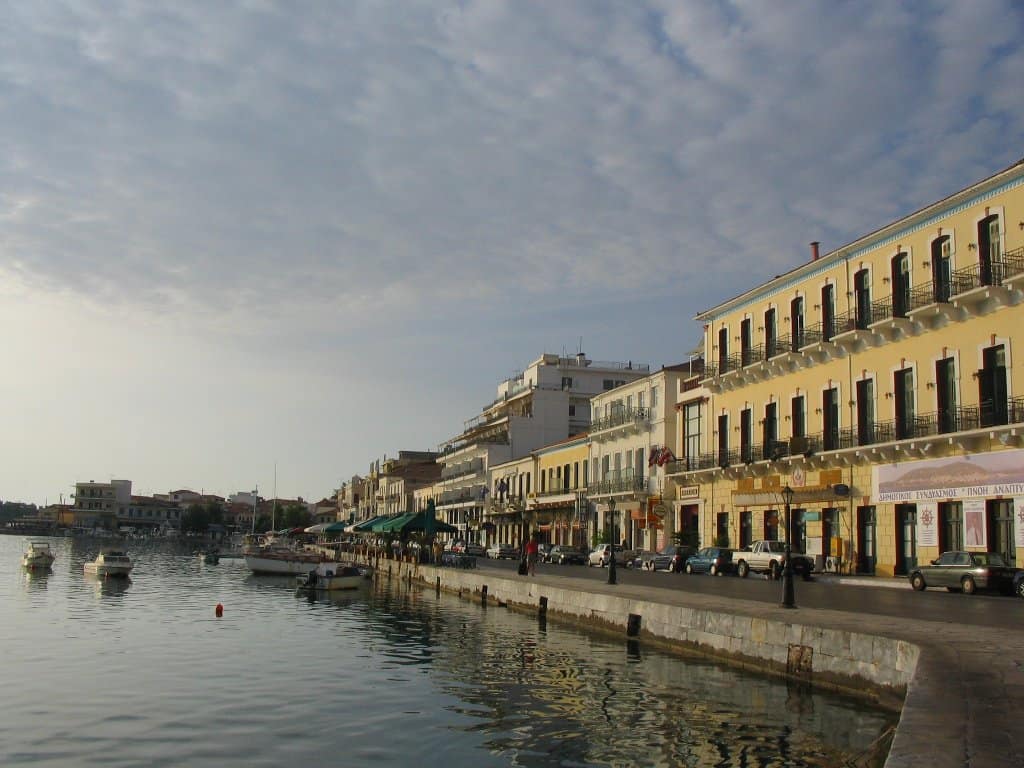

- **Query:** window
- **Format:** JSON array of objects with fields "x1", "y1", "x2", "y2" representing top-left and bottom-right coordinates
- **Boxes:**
[
  {"x1": 891, "y1": 252, "x2": 910, "y2": 318},
  {"x1": 638, "y1": 391, "x2": 644, "y2": 409},
  {"x1": 740, "y1": 511, "x2": 753, "y2": 548},
  {"x1": 764, "y1": 307, "x2": 777, "y2": 357},
  {"x1": 717, "y1": 414, "x2": 729, "y2": 467},
  {"x1": 978, "y1": 214, "x2": 1001, "y2": 285},
  {"x1": 791, "y1": 395, "x2": 805, "y2": 438},
  {"x1": 939, "y1": 502, "x2": 963, "y2": 551},
  {"x1": 763, "y1": 510, "x2": 779, "y2": 540},
  {"x1": 854, "y1": 268, "x2": 871, "y2": 330},
  {"x1": 856, "y1": 378, "x2": 875, "y2": 445},
  {"x1": 569, "y1": 404, "x2": 576, "y2": 416},
  {"x1": 603, "y1": 379, "x2": 615, "y2": 391},
  {"x1": 821, "y1": 284, "x2": 835, "y2": 342},
  {"x1": 762, "y1": 402, "x2": 778, "y2": 460},
  {"x1": 740, "y1": 318, "x2": 753, "y2": 366},
  {"x1": 932, "y1": 236, "x2": 952, "y2": 302},
  {"x1": 651, "y1": 387, "x2": 659, "y2": 409},
  {"x1": 561, "y1": 376, "x2": 573, "y2": 389},
  {"x1": 573, "y1": 462, "x2": 579, "y2": 488},
  {"x1": 895, "y1": 367, "x2": 915, "y2": 439},
  {"x1": 822, "y1": 388, "x2": 839, "y2": 450},
  {"x1": 979, "y1": 344, "x2": 1008, "y2": 427},
  {"x1": 740, "y1": 408, "x2": 753, "y2": 463},
  {"x1": 790, "y1": 296, "x2": 804, "y2": 349},
  {"x1": 718, "y1": 327, "x2": 729, "y2": 372},
  {"x1": 936, "y1": 357, "x2": 956, "y2": 433},
  {"x1": 582, "y1": 459, "x2": 588, "y2": 485},
  {"x1": 684, "y1": 402, "x2": 701, "y2": 470}
]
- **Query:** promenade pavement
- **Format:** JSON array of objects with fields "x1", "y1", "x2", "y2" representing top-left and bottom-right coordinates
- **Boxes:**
[{"x1": 498, "y1": 565, "x2": 1024, "y2": 768}]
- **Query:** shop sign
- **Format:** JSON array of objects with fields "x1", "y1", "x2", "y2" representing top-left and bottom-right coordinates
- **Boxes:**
[
  {"x1": 916, "y1": 501, "x2": 938, "y2": 548},
  {"x1": 677, "y1": 485, "x2": 700, "y2": 500},
  {"x1": 963, "y1": 499, "x2": 987, "y2": 549},
  {"x1": 1015, "y1": 498, "x2": 1024, "y2": 548},
  {"x1": 874, "y1": 449, "x2": 1024, "y2": 502}
]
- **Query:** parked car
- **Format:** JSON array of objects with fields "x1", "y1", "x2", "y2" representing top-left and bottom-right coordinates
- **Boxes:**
[
  {"x1": 547, "y1": 545, "x2": 587, "y2": 565},
  {"x1": 684, "y1": 547, "x2": 735, "y2": 575},
  {"x1": 463, "y1": 542, "x2": 487, "y2": 557},
  {"x1": 444, "y1": 540, "x2": 464, "y2": 553},
  {"x1": 909, "y1": 551, "x2": 1020, "y2": 595},
  {"x1": 537, "y1": 543, "x2": 552, "y2": 561},
  {"x1": 587, "y1": 544, "x2": 624, "y2": 567},
  {"x1": 642, "y1": 545, "x2": 695, "y2": 572},
  {"x1": 626, "y1": 550, "x2": 654, "y2": 569},
  {"x1": 486, "y1": 542, "x2": 518, "y2": 560},
  {"x1": 1014, "y1": 570, "x2": 1024, "y2": 599}
]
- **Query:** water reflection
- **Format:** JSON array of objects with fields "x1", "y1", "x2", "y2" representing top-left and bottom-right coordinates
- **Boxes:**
[
  {"x1": 0, "y1": 536, "x2": 894, "y2": 768},
  {"x1": 22, "y1": 569, "x2": 50, "y2": 592}
]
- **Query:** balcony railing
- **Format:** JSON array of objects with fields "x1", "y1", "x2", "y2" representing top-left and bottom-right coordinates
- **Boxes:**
[
  {"x1": 590, "y1": 475, "x2": 647, "y2": 495},
  {"x1": 536, "y1": 484, "x2": 578, "y2": 498},
  {"x1": 672, "y1": 396, "x2": 1024, "y2": 472},
  {"x1": 590, "y1": 407, "x2": 650, "y2": 433}
]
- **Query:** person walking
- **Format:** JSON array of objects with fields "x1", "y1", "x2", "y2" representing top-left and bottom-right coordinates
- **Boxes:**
[{"x1": 526, "y1": 533, "x2": 540, "y2": 577}]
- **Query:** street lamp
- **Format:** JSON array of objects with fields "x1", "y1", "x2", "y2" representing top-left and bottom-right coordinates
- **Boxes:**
[
  {"x1": 607, "y1": 498, "x2": 617, "y2": 585},
  {"x1": 781, "y1": 485, "x2": 796, "y2": 609}
]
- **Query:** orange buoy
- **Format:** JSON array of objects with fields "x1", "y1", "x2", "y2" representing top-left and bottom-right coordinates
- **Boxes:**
[{"x1": 215, "y1": 603, "x2": 224, "y2": 617}]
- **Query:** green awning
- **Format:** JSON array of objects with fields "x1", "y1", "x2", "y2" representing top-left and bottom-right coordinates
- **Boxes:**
[
  {"x1": 351, "y1": 515, "x2": 388, "y2": 532},
  {"x1": 378, "y1": 513, "x2": 416, "y2": 532},
  {"x1": 322, "y1": 521, "x2": 349, "y2": 533}
]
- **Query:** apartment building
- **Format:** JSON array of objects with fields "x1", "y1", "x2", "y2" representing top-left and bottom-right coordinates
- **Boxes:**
[
  {"x1": 668, "y1": 159, "x2": 1024, "y2": 576},
  {"x1": 72, "y1": 479, "x2": 131, "y2": 530},
  {"x1": 436, "y1": 353, "x2": 648, "y2": 541},
  {"x1": 589, "y1": 365, "x2": 694, "y2": 552}
]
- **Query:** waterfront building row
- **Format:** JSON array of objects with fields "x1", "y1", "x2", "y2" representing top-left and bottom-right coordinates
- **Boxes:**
[{"x1": 344, "y1": 160, "x2": 1024, "y2": 578}]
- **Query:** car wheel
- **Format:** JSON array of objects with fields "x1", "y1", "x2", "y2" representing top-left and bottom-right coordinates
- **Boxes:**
[
  {"x1": 737, "y1": 561, "x2": 749, "y2": 578},
  {"x1": 961, "y1": 576, "x2": 977, "y2": 595},
  {"x1": 685, "y1": 562, "x2": 693, "y2": 574},
  {"x1": 768, "y1": 561, "x2": 780, "y2": 580},
  {"x1": 910, "y1": 573, "x2": 926, "y2": 591},
  {"x1": 710, "y1": 564, "x2": 718, "y2": 576},
  {"x1": 1017, "y1": 579, "x2": 1024, "y2": 599}
]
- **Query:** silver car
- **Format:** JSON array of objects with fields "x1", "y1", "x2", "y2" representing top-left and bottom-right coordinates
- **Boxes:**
[{"x1": 909, "y1": 551, "x2": 1019, "y2": 595}]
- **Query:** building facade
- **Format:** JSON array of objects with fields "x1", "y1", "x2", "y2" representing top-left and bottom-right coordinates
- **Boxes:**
[{"x1": 669, "y1": 160, "x2": 1024, "y2": 576}]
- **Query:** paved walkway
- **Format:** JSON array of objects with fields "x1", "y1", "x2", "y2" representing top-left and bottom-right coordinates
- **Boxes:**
[{"x1": 498, "y1": 566, "x2": 1024, "y2": 768}]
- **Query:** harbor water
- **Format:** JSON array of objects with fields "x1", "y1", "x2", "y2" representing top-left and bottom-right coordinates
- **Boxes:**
[{"x1": 1, "y1": 535, "x2": 896, "y2": 767}]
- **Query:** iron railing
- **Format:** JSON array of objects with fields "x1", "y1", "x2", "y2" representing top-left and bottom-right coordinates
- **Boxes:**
[{"x1": 590, "y1": 407, "x2": 650, "y2": 433}]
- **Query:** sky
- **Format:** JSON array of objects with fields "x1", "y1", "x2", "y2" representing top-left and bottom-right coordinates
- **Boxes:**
[{"x1": 3, "y1": 0, "x2": 1024, "y2": 506}]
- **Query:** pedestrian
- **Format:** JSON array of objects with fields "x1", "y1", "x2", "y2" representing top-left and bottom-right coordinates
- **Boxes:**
[{"x1": 526, "y1": 533, "x2": 539, "y2": 577}]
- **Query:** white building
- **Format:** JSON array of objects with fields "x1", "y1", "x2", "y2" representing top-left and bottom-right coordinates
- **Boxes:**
[
  {"x1": 588, "y1": 363, "x2": 698, "y2": 551},
  {"x1": 436, "y1": 353, "x2": 649, "y2": 541},
  {"x1": 73, "y1": 479, "x2": 132, "y2": 530}
]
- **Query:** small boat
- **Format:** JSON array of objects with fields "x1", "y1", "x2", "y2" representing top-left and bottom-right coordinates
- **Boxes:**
[
  {"x1": 296, "y1": 562, "x2": 366, "y2": 592},
  {"x1": 199, "y1": 548, "x2": 220, "y2": 565},
  {"x1": 243, "y1": 533, "x2": 324, "y2": 575},
  {"x1": 84, "y1": 549, "x2": 133, "y2": 578},
  {"x1": 22, "y1": 541, "x2": 56, "y2": 570}
]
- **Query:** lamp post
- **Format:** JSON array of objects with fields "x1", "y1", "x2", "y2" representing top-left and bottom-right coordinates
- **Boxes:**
[
  {"x1": 781, "y1": 485, "x2": 796, "y2": 609},
  {"x1": 607, "y1": 498, "x2": 617, "y2": 585}
]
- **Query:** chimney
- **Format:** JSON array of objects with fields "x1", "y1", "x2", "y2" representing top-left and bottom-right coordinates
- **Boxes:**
[{"x1": 810, "y1": 241, "x2": 820, "y2": 261}]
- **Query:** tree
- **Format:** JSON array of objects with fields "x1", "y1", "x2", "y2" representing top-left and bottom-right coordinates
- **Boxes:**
[
  {"x1": 181, "y1": 505, "x2": 210, "y2": 533},
  {"x1": 281, "y1": 503, "x2": 311, "y2": 529}
]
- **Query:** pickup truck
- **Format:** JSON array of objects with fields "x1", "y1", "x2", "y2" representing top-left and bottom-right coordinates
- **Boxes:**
[{"x1": 734, "y1": 540, "x2": 814, "y2": 580}]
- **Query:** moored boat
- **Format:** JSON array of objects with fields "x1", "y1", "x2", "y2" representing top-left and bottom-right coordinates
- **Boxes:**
[
  {"x1": 296, "y1": 562, "x2": 366, "y2": 592},
  {"x1": 243, "y1": 534, "x2": 323, "y2": 575},
  {"x1": 22, "y1": 541, "x2": 56, "y2": 570},
  {"x1": 84, "y1": 549, "x2": 133, "y2": 578}
]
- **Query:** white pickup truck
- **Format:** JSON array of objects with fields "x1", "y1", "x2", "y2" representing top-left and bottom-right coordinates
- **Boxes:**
[{"x1": 735, "y1": 540, "x2": 814, "y2": 579}]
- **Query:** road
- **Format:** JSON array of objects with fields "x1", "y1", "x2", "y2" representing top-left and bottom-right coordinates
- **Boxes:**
[{"x1": 474, "y1": 556, "x2": 1023, "y2": 631}]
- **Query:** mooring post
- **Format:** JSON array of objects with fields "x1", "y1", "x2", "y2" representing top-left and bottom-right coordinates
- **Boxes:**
[{"x1": 538, "y1": 595, "x2": 548, "y2": 619}]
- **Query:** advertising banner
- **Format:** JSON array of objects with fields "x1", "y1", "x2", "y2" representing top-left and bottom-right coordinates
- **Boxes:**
[
  {"x1": 873, "y1": 449, "x2": 1024, "y2": 502},
  {"x1": 916, "y1": 501, "x2": 938, "y2": 548},
  {"x1": 963, "y1": 498, "x2": 987, "y2": 550},
  {"x1": 1015, "y1": 497, "x2": 1024, "y2": 548}
]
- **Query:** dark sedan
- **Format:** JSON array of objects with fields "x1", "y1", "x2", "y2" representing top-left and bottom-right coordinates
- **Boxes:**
[
  {"x1": 684, "y1": 547, "x2": 735, "y2": 576},
  {"x1": 642, "y1": 545, "x2": 695, "y2": 573},
  {"x1": 546, "y1": 545, "x2": 587, "y2": 565},
  {"x1": 909, "y1": 551, "x2": 1020, "y2": 595}
]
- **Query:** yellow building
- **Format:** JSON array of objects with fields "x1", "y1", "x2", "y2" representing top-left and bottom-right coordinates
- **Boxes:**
[
  {"x1": 669, "y1": 159, "x2": 1024, "y2": 577},
  {"x1": 531, "y1": 435, "x2": 590, "y2": 548}
]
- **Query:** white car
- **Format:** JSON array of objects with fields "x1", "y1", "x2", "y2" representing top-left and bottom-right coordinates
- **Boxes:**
[
  {"x1": 486, "y1": 542, "x2": 518, "y2": 559},
  {"x1": 587, "y1": 544, "x2": 623, "y2": 567}
]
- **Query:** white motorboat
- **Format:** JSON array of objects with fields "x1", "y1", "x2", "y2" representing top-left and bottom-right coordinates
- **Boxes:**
[
  {"x1": 243, "y1": 534, "x2": 323, "y2": 575},
  {"x1": 22, "y1": 541, "x2": 55, "y2": 570},
  {"x1": 296, "y1": 562, "x2": 366, "y2": 592},
  {"x1": 84, "y1": 549, "x2": 133, "y2": 578}
]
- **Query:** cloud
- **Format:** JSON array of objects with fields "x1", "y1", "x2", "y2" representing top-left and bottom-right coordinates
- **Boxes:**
[{"x1": 2, "y1": 0, "x2": 1023, "y2": 502}]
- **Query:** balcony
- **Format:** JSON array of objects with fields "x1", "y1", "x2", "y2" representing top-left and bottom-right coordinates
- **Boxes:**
[
  {"x1": 589, "y1": 475, "x2": 647, "y2": 496},
  {"x1": 590, "y1": 407, "x2": 650, "y2": 440},
  {"x1": 669, "y1": 396, "x2": 1024, "y2": 475}
]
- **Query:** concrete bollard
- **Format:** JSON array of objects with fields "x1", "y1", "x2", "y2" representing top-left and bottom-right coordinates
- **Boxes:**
[
  {"x1": 538, "y1": 596, "x2": 548, "y2": 619},
  {"x1": 481, "y1": 585, "x2": 488, "y2": 606},
  {"x1": 627, "y1": 613, "x2": 641, "y2": 637}
]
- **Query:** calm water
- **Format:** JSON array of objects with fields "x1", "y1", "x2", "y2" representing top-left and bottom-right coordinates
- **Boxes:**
[{"x1": 1, "y1": 535, "x2": 895, "y2": 767}]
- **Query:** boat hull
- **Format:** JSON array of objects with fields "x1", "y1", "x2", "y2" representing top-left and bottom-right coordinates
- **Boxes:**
[
  {"x1": 22, "y1": 554, "x2": 55, "y2": 569},
  {"x1": 84, "y1": 563, "x2": 133, "y2": 578},
  {"x1": 244, "y1": 553, "x2": 322, "y2": 575}
]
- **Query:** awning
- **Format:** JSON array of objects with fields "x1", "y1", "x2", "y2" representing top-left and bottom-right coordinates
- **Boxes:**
[
  {"x1": 304, "y1": 523, "x2": 330, "y2": 533},
  {"x1": 322, "y1": 521, "x2": 349, "y2": 533},
  {"x1": 350, "y1": 515, "x2": 388, "y2": 532}
]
